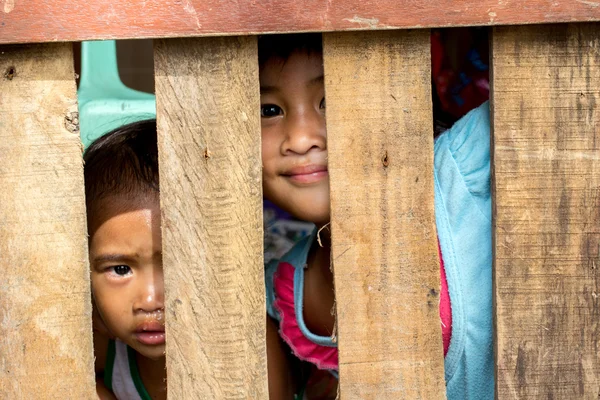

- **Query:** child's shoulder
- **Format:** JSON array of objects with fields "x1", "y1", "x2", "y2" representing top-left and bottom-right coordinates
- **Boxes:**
[
  {"x1": 93, "y1": 331, "x2": 118, "y2": 399},
  {"x1": 94, "y1": 330, "x2": 110, "y2": 374},
  {"x1": 265, "y1": 227, "x2": 316, "y2": 320},
  {"x1": 434, "y1": 101, "x2": 490, "y2": 158},
  {"x1": 434, "y1": 102, "x2": 491, "y2": 201}
]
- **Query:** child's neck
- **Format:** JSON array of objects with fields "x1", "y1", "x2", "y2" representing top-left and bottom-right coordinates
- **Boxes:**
[
  {"x1": 310, "y1": 223, "x2": 332, "y2": 277},
  {"x1": 136, "y1": 352, "x2": 167, "y2": 400}
]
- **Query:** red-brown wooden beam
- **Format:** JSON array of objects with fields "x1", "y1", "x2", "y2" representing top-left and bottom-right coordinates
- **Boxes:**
[{"x1": 1, "y1": 0, "x2": 599, "y2": 44}]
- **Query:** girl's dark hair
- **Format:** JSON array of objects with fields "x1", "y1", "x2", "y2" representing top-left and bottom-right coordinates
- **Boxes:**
[
  {"x1": 258, "y1": 33, "x2": 322, "y2": 66},
  {"x1": 83, "y1": 119, "x2": 159, "y2": 207}
]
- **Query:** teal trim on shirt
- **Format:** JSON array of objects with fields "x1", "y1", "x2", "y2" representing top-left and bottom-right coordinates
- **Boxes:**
[
  {"x1": 127, "y1": 345, "x2": 153, "y2": 400},
  {"x1": 104, "y1": 339, "x2": 116, "y2": 391}
]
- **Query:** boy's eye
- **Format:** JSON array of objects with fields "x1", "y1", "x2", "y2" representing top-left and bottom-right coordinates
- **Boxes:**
[
  {"x1": 111, "y1": 265, "x2": 131, "y2": 276},
  {"x1": 261, "y1": 104, "x2": 283, "y2": 118},
  {"x1": 320, "y1": 97, "x2": 326, "y2": 109}
]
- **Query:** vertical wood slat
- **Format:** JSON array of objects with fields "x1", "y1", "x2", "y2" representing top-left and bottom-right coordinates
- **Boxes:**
[
  {"x1": 492, "y1": 23, "x2": 600, "y2": 399},
  {"x1": 324, "y1": 30, "x2": 446, "y2": 399},
  {"x1": 0, "y1": 44, "x2": 95, "y2": 398},
  {"x1": 154, "y1": 37, "x2": 268, "y2": 399}
]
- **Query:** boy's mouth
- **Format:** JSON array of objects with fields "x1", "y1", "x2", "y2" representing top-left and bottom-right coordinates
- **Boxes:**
[
  {"x1": 134, "y1": 321, "x2": 166, "y2": 346},
  {"x1": 282, "y1": 164, "x2": 328, "y2": 184}
]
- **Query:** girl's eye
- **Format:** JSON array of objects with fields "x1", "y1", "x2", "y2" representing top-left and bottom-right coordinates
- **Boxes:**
[
  {"x1": 261, "y1": 104, "x2": 283, "y2": 118},
  {"x1": 111, "y1": 265, "x2": 131, "y2": 276},
  {"x1": 319, "y1": 97, "x2": 326, "y2": 109}
]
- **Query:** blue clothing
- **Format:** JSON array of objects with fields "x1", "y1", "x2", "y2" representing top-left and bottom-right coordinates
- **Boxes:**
[
  {"x1": 434, "y1": 102, "x2": 493, "y2": 399},
  {"x1": 265, "y1": 102, "x2": 493, "y2": 400}
]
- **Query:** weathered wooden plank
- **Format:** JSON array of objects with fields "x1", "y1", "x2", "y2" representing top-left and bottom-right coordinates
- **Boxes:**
[
  {"x1": 154, "y1": 36, "x2": 267, "y2": 399},
  {"x1": 0, "y1": 43, "x2": 95, "y2": 398},
  {"x1": 1, "y1": 0, "x2": 600, "y2": 45},
  {"x1": 491, "y1": 23, "x2": 600, "y2": 399},
  {"x1": 324, "y1": 30, "x2": 446, "y2": 399}
]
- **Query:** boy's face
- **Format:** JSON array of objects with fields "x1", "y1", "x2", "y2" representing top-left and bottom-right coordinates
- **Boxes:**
[
  {"x1": 89, "y1": 193, "x2": 165, "y2": 361},
  {"x1": 260, "y1": 50, "x2": 330, "y2": 225}
]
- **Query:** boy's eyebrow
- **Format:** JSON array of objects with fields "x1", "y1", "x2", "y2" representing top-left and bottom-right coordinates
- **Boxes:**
[{"x1": 92, "y1": 254, "x2": 136, "y2": 264}]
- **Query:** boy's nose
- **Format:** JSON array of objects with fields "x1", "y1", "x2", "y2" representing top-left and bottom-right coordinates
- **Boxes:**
[
  {"x1": 133, "y1": 269, "x2": 165, "y2": 313},
  {"x1": 282, "y1": 109, "x2": 326, "y2": 155}
]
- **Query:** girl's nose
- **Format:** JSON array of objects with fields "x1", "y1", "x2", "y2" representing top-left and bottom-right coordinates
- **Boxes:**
[{"x1": 281, "y1": 108, "x2": 326, "y2": 155}]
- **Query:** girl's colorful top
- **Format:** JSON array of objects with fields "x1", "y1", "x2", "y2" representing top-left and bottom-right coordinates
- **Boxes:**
[
  {"x1": 265, "y1": 102, "x2": 493, "y2": 400},
  {"x1": 103, "y1": 339, "x2": 152, "y2": 400}
]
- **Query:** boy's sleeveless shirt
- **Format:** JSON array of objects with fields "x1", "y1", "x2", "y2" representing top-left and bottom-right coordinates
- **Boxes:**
[
  {"x1": 104, "y1": 339, "x2": 152, "y2": 400},
  {"x1": 265, "y1": 102, "x2": 493, "y2": 400}
]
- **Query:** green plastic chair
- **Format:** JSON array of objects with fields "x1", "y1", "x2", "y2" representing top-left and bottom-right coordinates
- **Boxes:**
[{"x1": 78, "y1": 40, "x2": 156, "y2": 149}]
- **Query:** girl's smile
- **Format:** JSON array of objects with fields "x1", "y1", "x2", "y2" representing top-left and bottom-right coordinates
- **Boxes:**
[{"x1": 281, "y1": 164, "x2": 328, "y2": 185}]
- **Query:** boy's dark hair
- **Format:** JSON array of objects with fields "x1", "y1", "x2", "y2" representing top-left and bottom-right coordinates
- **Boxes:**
[
  {"x1": 84, "y1": 119, "x2": 159, "y2": 207},
  {"x1": 258, "y1": 33, "x2": 322, "y2": 66}
]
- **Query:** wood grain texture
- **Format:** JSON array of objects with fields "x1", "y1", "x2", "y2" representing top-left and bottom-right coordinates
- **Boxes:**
[
  {"x1": 491, "y1": 24, "x2": 600, "y2": 399},
  {"x1": 324, "y1": 30, "x2": 446, "y2": 399},
  {"x1": 1, "y1": 0, "x2": 600, "y2": 45},
  {"x1": 0, "y1": 43, "x2": 95, "y2": 399},
  {"x1": 154, "y1": 36, "x2": 267, "y2": 399}
]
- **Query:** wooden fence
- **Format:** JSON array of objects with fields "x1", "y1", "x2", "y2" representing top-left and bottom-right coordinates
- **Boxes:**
[{"x1": 1, "y1": 1, "x2": 599, "y2": 398}]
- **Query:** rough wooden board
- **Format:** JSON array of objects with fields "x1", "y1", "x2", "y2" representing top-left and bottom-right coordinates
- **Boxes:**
[
  {"x1": 0, "y1": 43, "x2": 95, "y2": 399},
  {"x1": 154, "y1": 36, "x2": 267, "y2": 399},
  {"x1": 491, "y1": 24, "x2": 600, "y2": 399},
  {"x1": 1, "y1": 0, "x2": 600, "y2": 45},
  {"x1": 324, "y1": 30, "x2": 446, "y2": 399}
]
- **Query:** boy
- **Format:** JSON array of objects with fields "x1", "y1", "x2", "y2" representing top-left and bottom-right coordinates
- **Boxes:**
[
  {"x1": 85, "y1": 120, "x2": 294, "y2": 399},
  {"x1": 85, "y1": 120, "x2": 166, "y2": 400}
]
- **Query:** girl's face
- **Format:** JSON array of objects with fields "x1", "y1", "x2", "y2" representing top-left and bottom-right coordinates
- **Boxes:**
[
  {"x1": 260, "y1": 50, "x2": 330, "y2": 226},
  {"x1": 89, "y1": 194, "x2": 165, "y2": 361}
]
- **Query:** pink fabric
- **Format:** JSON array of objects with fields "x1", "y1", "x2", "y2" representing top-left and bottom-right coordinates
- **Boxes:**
[
  {"x1": 439, "y1": 244, "x2": 452, "y2": 356},
  {"x1": 273, "y1": 243, "x2": 453, "y2": 370},
  {"x1": 272, "y1": 262, "x2": 339, "y2": 370}
]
